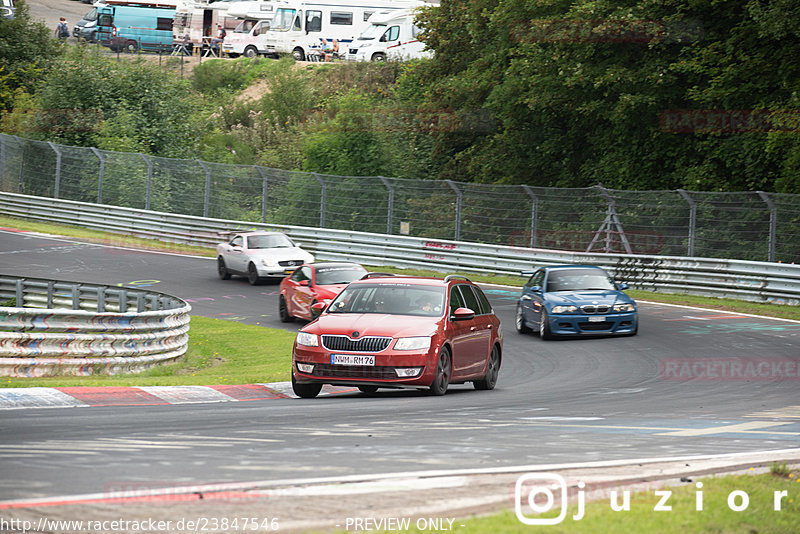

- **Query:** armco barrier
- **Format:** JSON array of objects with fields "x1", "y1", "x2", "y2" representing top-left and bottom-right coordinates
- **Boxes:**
[
  {"x1": 2, "y1": 191, "x2": 800, "y2": 306},
  {"x1": 0, "y1": 275, "x2": 191, "y2": 377}
]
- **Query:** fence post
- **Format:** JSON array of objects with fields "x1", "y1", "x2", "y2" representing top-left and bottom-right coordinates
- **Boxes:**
[
  {"x1": 90, "y1": 148, "x2": 106, "y2": 204},
  {"x1": 521, "y1": 185, "x2": 539, "y2": 248},
  {"x1": 197, "y1": 159, "x2": 211, "y2": 218},
  {"x1": 0, "y1": 134, "x2": 5, "y2": 187},
  {"x1": 255, "y1": 166, "x2": 268, "y2": 223},
  {"x1": 314, "y1": 173, "x2": 326, "y2": 228},
  {"x1": 445, "y1": 180, "x2": 462, "y2": 241},
  {"x1": 677, "y1": 189, "x2": 696, "y2": 257},
  {"x1": 379, "y1": 176, "x2": 393, "y2": 235},
  {"x1": 757, "y1": 191, "x2": 777, "y2": 262},
  {"x1": 14, "y1": 136, "x2": 24, "y2": 192},
  {"x1": 139, "y1": 153, "x2": 153, "y2": 211},
  {"x1": 47, "y1": 142, "x2": 62, "y2": 199}
]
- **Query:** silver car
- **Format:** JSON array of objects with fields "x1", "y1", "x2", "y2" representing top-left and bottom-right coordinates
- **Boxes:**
[{"x1": 216, "y1": 231, "x2": 314, "y2": 285}]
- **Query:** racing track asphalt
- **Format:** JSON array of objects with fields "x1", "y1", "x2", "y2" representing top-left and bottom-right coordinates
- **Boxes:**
[{"x1": 0, "y1": 229, "x2": 799, "y2": 503}]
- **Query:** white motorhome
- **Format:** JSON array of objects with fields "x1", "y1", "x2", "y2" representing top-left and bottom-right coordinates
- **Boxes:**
[
  {"x1": 260, "y1": 0, "x2": 429, "y2": 61},
  {"x1": 348, "y1": 8, "x2": 430, "y2": 62},
  {"x1": 221, "y1": 1, "x2": 282, "y2": 57}
]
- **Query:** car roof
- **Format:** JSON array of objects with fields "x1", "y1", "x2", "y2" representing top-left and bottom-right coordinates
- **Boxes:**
[
  {"x1": 309, "y1": 262, "x2": 366, "y2": 269},
  {"x1": 236, "y1": 231, "x2": 287, "y2": 237},
  {"x1": 545, "y1": 265, "x2": 607, "y2": 272},
  {"x1": 349, "y1": 275, "x2": 471, "y2": 287}
]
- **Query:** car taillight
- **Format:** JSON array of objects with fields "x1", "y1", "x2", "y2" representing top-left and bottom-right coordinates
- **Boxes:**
[{"x1": 112, "y1": 25, "x2": 116, "y2": 37}]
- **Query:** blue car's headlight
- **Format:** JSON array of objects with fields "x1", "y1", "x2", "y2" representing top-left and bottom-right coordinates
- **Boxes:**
[
  {"x1": 613, "y1": 303, "x2": 635, "y2": 312},
  {"x1": 551, "y1": 305, "x2": 578, "y2": 314}
]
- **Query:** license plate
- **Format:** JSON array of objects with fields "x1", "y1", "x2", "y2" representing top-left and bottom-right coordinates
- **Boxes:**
[
  {"x1": 284, "y1": 268, "x2": 295, "y2": 274},
  {"x1": 588, "y1": 316, "x2": 606, "y2": 322},
  {"x1": 331, "y1": 354, "x2": 375, "y2": 366}
]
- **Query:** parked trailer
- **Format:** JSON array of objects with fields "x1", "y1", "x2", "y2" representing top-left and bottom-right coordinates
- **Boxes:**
[
  {"x1": 348, "y1": 8, "x2": 431, "y2": 62},
  {"x1": 96, "y1": 1, "x2": 177, "y2": 53},
  {"x1": 172, "y1": 0, "x2": 250, "y2": 51},
  {"x1": 247, "y1": 0, "x2": 429, "y2": 61}
]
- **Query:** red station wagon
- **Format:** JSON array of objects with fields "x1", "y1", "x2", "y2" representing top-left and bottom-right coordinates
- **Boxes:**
[
  {"x1": 279, "y1": 262, "x2": 368, "y2": 322},
  {"x1": 291, "y1": 274, "x2": 503, "y2": 398}
]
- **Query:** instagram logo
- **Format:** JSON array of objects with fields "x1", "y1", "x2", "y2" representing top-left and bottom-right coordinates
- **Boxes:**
[{"x1": 515, "y1": 473, "x2": 585, "y2": 525}]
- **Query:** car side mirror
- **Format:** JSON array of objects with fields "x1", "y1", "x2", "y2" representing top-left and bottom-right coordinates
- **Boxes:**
[
  {"x1": 311, "y1": 301, "x2": 328, "y2": 317},
  {"x1": 618, "y1": 282, "x2": 629, "y2": 290},
  {"x1": 451, "y1": 307, "x2": 475, "y2": 321},
  {"x1": 530, "y1": 285, "x2": 542, "y2": 293},
  {"x1": 299, "y1": 280, "x2": 309, "y2": 287}
]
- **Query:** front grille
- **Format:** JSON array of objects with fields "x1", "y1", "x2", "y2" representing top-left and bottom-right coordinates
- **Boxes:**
[
  {"x1": 322, "y1": 335, "x2": 392, "y2": 353},
  {"x1": 312, "y1": 364, "x2": 397, "y2": 379},
  {"x1": 581, "y1": 305, "x2": 610, "y2": 314},
  {"x1": 578, "y1": 322, "x2": 613, "y2": 331},
  {"x1": 279, "y1": 260, "x2": 304, "y2": 267}
]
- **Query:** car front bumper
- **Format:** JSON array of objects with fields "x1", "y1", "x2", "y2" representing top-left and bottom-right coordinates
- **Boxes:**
[
  {"x1": 547, "y1": 312, "x2": 637, "y2": 336},
  {"x1": 292, "y1": 345, "x2": 436, "y2": 387}
]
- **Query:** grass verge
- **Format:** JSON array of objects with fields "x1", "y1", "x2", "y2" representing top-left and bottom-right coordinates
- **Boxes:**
[
  {"x1": 1, "y1": 316, "x2": 296, "y2": 388},
  {"x1": 394, "y1": 470, "x2": 800, "y2": 533}
]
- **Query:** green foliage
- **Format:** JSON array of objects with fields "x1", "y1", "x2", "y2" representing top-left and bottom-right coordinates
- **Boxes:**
[
  {"x1": 408, "y1": 0, "x2": 800, "y2": 192},
  {"x1": 192, "y1": 58, "x2": 251, "y2": 94},
  {"x1": 0, "y1": 0, "x2": 61, "y2": 111},
  {"x1": 31, "y1": 46, "x2": 196, "y2": 157}
]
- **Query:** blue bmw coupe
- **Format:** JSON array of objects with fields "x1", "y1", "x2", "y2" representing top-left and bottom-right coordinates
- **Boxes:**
[{"x1": 515, "y1": 265, "x2": 638, "y2": 339}]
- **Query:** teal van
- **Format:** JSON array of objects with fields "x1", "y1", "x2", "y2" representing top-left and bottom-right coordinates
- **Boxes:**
[{"x1": 97, "y1": 1, "x2": 176, "y2": 53}]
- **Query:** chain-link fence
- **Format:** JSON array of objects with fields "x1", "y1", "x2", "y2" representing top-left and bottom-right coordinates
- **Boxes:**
[{"x1": 1, "y1": 133, "x2": 799, "y2": 263}]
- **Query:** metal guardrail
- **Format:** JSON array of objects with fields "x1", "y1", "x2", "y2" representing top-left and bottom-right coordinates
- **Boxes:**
[
  {"x1": 0, "y1": 273, "x2": 191, "y2": 377},
  {"x1": 2, "y1": 191, "x2": 800, "y2": 306}
]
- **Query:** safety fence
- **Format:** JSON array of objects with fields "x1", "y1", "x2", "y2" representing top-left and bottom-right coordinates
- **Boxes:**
[
  {"x1": 2, "y1": 192, "x2": 799, "y2": 306},
  {"x1": 1, "y1": 133, "x2": 799, "y2": 263},
  {"x1": 0, "y1": 274, "x2": 191, "y2": 377}
]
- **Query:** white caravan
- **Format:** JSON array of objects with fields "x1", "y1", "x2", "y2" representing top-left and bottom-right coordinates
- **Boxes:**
[
  {"x1": 347, "y1": 8, "x2": 431, "y2": 61},
  {"x1": 173, "y1": 0, "x2": 252, "y2": 48},
  {"x1": 261, "y1": 0, "x2": 429, "y2": 61}
]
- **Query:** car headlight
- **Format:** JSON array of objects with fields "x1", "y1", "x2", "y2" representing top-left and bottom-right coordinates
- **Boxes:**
[
  {"x1": 295, "y1": 332, "x2": 319, "y2": 347},
  {"x1": 261, "y1": 258, "x2": 277, "y2": 267},
  {"x1": 613, "y1": 303, "x2": 635, "y2": 312},
  {"x1": 394, "y1": 336, "x2": 431, "y2": 351},
  {"x1": 551, "y1": 305, "x2": 578, "y2": 314}
]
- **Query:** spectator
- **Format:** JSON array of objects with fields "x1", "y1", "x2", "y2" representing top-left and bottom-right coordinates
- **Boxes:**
[
  {"x1": 54, "y1": 17, "x2": 70, "y2": 40},
  {"x1": 211, "y1": 23, "x2": 226, "y2": 55},
  {"x1": 321, "y1": 38, "x2": 339, "y2": 62}
]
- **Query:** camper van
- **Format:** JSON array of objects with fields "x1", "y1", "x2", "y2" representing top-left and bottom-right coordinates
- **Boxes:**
[
  {"x1": 348, "y1": 8, "x2": 430, "y2": 62},
  {"x1": 260, "y1": 0, "x2": 428, "y2": 61},
  {"x1": 220, "y1": 1, "x2": 280, "y2": 58},
  {"x1": 96, "y1": 1, "x2": 177, "y2": 52}
]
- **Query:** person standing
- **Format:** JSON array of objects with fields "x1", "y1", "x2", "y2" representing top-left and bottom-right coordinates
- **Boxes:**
[{"x1": 54, "y1": 17, "x2": 70, "y2": 40}]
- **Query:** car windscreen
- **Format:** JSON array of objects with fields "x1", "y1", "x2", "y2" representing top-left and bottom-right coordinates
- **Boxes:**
[
  {"x1": 247, "y1": 234, "x2": 294, "y2": 249},
  {"x1": 315, "y1": 267, "x2": 367, "y2": 285},
  {"x1": 545, "y1": 269, "x2": 616, "y2": 292},
  {"x1": 327, "y1": 284, "x2": 445, "y2": 317}
]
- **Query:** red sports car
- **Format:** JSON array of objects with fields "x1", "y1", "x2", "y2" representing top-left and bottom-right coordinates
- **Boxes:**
[
  {"x1": 291, "y1": 274, "x2": 503, "y2": 398},
  {"x1": 279, "y1": 262, "x2": 368, "y2": 322}
]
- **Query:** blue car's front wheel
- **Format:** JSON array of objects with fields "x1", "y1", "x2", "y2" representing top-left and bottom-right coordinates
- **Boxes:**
[{"x1": 539, "y1": 309, "x2": 554, "y2": 340}]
